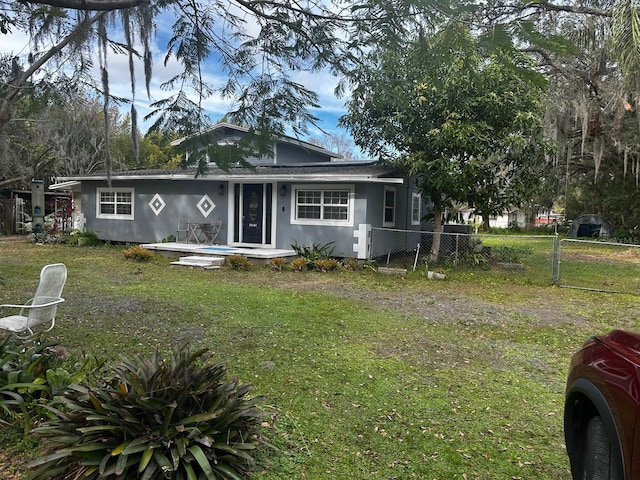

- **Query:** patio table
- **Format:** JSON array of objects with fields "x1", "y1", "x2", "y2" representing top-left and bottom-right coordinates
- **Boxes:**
[{"x1": 186, "y1": 222, "x2": 211, "y2": 244}]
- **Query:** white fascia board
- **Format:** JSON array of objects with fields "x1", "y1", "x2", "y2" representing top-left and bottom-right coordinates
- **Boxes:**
[
  {"x1": 216, "y1": 174, "x2": 405, "y2": 184},
  {"x1": 54, "y1": 174, "x2": 405, "y2": 184},
  {"x1": 49, "y1": 181, "x2": 81, "y2": 190}
]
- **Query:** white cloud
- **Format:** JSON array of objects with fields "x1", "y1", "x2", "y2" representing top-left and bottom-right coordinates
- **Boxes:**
[
  {"x1": 1, "y1": 30, "x2": 31, "y2": 57},
  {"x1": 0, "y1": 11, "x2": 355, "y2": 144}
]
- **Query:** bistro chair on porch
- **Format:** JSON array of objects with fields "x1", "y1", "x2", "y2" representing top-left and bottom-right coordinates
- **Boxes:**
[
  {"x1": 202, "y1": 219, "x2": 223, "y2": 244},
  {"x1": 0, "y1": 263, "x2": 67, "y2": 339},
  {"x1": 176, "y1": 218, "x2": 190, "y2": 242}
]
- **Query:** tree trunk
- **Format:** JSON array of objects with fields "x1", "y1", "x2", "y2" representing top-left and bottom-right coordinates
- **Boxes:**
[
  {"x1": 429, "y1": 199, "x2": 443, "y2": 264},
  {"x1": 482, "y1": 214, "x2": 491, "y2": 232}
]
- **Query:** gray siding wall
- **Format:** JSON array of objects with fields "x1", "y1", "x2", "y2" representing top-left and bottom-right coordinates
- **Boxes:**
[
  {"x1": 212, "y1": 140, "x2": 332, "y2": 166},
  {"x1": 79, "y1": 178, "x2": 427, "y2": 258},
  {"x1": 82, "y1": 179, "x2": 228, "y2": 243},
  {"x1": 272, "y1": 143, "x2": 331, "y2": 164},
  {"x1": 273, "y1": 182, "x2": 370, "y2": 256},
  {"x1": 273, "y1": 182, "x2": 425, "y2": 258}
]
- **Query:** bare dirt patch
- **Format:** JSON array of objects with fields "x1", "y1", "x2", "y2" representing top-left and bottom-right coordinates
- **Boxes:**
[{"x1": 261, "y1": 273, "x2": 590, "y2": 329}]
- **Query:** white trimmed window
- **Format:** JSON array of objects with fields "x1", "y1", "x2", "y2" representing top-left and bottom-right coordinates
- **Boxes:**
[
  {"x1": 96, "y1": 188, "x2": 134, "y2": 220},
  {"x1": 291, "y1": 184, "x2": 354, "y2": 226},
  {"x1": 411, "y1": 192, "x2": 422, "y2": 225},
  {"x1": 383, "y1": 186, "x2": 396, "y2": 227}
]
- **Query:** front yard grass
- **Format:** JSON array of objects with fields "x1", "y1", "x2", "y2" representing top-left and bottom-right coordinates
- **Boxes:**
[{"x1": 1, "y1": 241, "x2": 638, "y2": 479}]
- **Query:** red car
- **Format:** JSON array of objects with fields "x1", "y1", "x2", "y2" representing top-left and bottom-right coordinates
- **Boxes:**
[{"x1": 564, "y1": 330, "x2": 640, "y2": 479}]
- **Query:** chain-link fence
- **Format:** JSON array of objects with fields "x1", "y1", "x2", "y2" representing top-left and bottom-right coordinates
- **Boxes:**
[
  {"x1": 557, "y1": 239, "x2": 640, "y2": 294},
  {"x1": 370, "y1": 227, "x2": 557, "y2": 284},
  {"x1": 370, "y1": 228, "x2": 640, "y2": 294}
]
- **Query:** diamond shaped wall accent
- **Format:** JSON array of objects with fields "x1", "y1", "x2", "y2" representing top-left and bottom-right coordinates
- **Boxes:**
[
  {"x1": 197, "y1": 194, "x2": 216, "y2": 217},
  {"x1": 149, "y1": 194, "x2": 166, "y2": 216}
]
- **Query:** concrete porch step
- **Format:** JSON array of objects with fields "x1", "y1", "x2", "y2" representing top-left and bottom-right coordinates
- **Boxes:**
[{"x1": 170, "y1": 255, "x2": 225, "y2": 269}]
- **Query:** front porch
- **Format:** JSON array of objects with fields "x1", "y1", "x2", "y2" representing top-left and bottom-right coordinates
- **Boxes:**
[{"x1": 141, "y1": 242, "x2": 297, "y2": 264}]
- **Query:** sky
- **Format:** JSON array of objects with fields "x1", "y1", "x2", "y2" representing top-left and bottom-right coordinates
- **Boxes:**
[{"x1": 0, "y1": 9, "x2": 353, "y2": 147}]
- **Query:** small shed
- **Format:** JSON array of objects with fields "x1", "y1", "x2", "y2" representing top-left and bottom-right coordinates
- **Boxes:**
[{"x1": 567, "y1": 214, "x2": 611, "y2": 238}]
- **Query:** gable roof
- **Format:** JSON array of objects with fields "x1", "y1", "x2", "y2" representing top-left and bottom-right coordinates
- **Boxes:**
[{"x1": 171, "y1": 122, "x2": 343, "y2": 160}]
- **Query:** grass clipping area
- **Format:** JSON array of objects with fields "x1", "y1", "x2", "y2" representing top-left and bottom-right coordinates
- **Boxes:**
[{"x1": 2, "y1": 241, "x2": 638, "y2": 479}]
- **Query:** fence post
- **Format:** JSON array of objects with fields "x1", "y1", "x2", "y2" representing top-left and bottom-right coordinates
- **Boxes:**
[{"x1": 551, "y1": 234, "x2": 560, "y2": 284}]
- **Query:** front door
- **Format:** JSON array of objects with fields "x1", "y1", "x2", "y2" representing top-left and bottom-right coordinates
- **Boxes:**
[
  {"x1": 242, "y1": 184, "x2": 263, "y2": 243},
  {"x1": 242, "y1": 183, "x2": 264, "y2": 243},
  {"x1": 233, "y1": 183, "x2": 274, "y2": 246}
]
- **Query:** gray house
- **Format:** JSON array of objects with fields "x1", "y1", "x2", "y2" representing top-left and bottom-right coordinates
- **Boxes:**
[{"x1": 51, "y1": 123, "x2": 426, "y2": 259}]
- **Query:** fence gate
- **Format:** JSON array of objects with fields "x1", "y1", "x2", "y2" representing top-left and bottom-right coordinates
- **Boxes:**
[{"x1": 558, "y1": 238, "x2": 640, "y2": 295}]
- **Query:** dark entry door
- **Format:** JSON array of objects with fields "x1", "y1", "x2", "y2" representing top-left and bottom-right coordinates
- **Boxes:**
[{"x1": 242, "y1": 184, "x2": 263, "y2": 243}]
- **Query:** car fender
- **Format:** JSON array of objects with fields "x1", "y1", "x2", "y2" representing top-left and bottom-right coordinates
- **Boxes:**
[{"x1": 565, "y1": 377, "x2": 626, "y2": 478}]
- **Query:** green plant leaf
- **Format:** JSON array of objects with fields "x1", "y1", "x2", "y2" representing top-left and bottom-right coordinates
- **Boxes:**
[
  {"x1": 176, "y1": 436, "x2": 187, "y2": 457},
  {"x1": 88, "y1": 389, "x2": 104, "y2": 412},
  {"x1": 115, "y1": 452, "x2": 128, "y2": 475},
  {"x1": 69, "y1": 443, "x2": 116, "y2": 454},
  {"x1": 99, "y1": 452, "x2": 112, "y2": 475},
  {"x1": 138, "y1": 444, "x2": 154, "y2": 472},
  {"x1": 27, "y1": 451, "x2": 69, "y2": 468},
  {"x1": 182, "y1": 411, "x2": 222, "y2": 425},
  {"x1": 140, "y1": 461, "x2": 159, "y2": 480},
  {"x1": 187, "y1": 444, "x2": 216, "y2": 480},
  {"x1": 215, "y1": 444, "x2": 255, "y2": 461},
  {"x1": 77, "y1": 425, "x2": 121, "y2": 434},
  {"x1": 183, "y1": 461, "x2": 197, "y2": 480},
  {"x1": 152, "y1": 450, "x2": 174, "y2": 475},
  {"x1": 212, "y1": 463, "x2": 244, "y2": 480},
  {"x1": 121, "y1": 436, "x2": 154, "y2": 455},
  {"x1": 160, "y1": 401, "x2": 177, "y2": 435},
  {"x1": 111, "y1": 441, "x2": 128, "y2": 456},
  {"x1": 2, "y1": 382, "x2": 49, "y2": 392},
  {"x1": 26, "y1": 463, "x2": 69, "y2": 480}
]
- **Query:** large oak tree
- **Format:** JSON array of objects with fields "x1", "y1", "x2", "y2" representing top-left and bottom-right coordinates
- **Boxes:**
[{"x1": 341, "y1": 22, "x2": 551, "y2": 260}]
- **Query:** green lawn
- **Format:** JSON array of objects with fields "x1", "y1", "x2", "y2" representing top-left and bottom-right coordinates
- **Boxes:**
[
  {"x1": 557, "y1": 239, "x2": 640, "y2": 294},
  {"x1": 1, "y1": 241, "x2": 639, "y2": 479}
]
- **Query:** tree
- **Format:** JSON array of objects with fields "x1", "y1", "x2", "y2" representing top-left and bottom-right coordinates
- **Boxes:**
[
  {"x1": 7, "y1": 0, "x2": 640, "y2": 228},
  {"x1": 308, "y1": 131, "x2": 357, "y2": 161},
  {"x1": 0, "y1": 0, "x2": 431, "y2": 180},
  {"x1": 467, "y1": 0, "x2": 640, "y2": 232},
  {"x1": 0, "y1": 67, "x2": 150, "y2": 189},
  {"x1": 341, "y1": 22, "x2": 550, "y2": 260},
  {"x1": 523, "y1": 0, "x2": 640, "y2": 233}
]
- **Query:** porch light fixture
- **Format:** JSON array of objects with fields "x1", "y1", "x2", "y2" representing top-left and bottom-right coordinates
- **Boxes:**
[
  {"x1": 218, "y1": 184, "x2": 225, "y2": 196},
  {"x1": 280, "y1": 185, "x2": 286, "y2": 197}
]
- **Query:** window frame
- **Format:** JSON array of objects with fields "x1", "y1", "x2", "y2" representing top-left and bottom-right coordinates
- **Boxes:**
[
  {"x1": 411, "y1": 192, "x2": 422, "y2": 226},
  {"x1": 96, "y1": 187, "x2": 135, "y2": 220},
  {"x1": 290, "y1": 184, "x2": 355, "y2": 227},
  {"x1": 383, "y1": 186, "x2": 396, "y2": 227}
]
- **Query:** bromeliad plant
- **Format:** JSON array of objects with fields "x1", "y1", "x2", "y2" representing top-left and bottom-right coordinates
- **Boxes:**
[
  {"x1": 0, "y1": 337, "x2": 84, "y2": 430},
  {"x1": 28, "y1": 345, "x2": 265, "y2": 480},
  {"x1": 226, "y1": 255, "x2": 253, "y2": 271},
  {"x1": 290, "y1": 241, "x2": 335, "y2": 262}
]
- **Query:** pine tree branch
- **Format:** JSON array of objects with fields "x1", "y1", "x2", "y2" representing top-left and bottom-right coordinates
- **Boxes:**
[
  {"x1": 20, "y1": 0, "x2": 149, "y2": 10},
  {"x1": 531, "y1": 1, "x2": 611, "y2": 18},
  {"x1": 0, "y1": 10, "x2": 107, "y2": 134}
]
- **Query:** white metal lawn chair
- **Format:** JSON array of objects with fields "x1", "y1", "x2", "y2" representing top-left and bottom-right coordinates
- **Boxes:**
[{"x1": 0, "y1": 263, "x2": 67, "y2": 339}]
